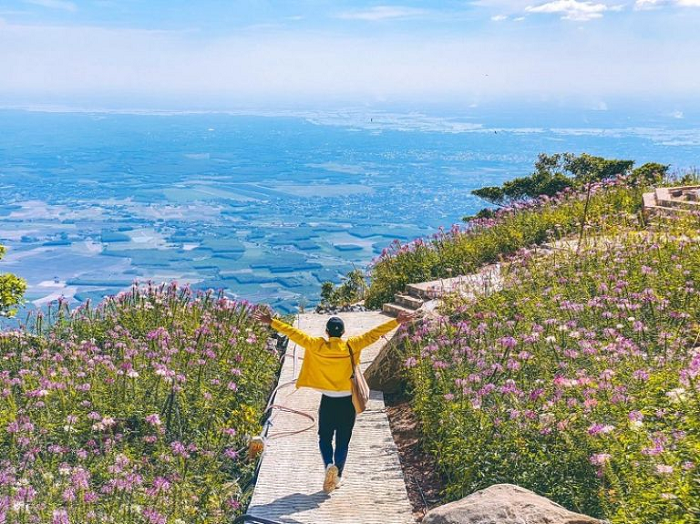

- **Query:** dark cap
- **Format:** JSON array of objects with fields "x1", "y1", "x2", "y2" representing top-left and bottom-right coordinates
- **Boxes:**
[{"x1": 326, "y1": 316, "x2": 345, "y2": 338}]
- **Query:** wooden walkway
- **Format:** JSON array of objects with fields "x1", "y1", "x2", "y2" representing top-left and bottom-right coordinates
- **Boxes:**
[{"x1": 248, "y1": 312, "x2": 416, "y2": 524}]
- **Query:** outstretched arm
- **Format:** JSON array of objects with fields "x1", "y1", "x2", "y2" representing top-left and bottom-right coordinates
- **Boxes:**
[
  {"x1": 252, "y1": 309, "x2": 323, "y2": 351},
  {"x1": 347, "y1": 311, "x2": 415, "y2": 353}
]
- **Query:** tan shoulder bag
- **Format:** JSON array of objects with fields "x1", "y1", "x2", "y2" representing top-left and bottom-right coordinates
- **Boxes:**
[{"x1": 348, "y1": 342, "x2": 370, "y2": 414}]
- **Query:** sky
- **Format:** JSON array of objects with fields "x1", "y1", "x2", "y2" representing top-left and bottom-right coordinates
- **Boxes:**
[{"x1": 0, "y1": 0, "x2": 699, "y2": 110}]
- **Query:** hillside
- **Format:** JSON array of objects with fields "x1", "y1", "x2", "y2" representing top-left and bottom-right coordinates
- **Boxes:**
[
  {"x1": 372, "y1": 179, "x2": 700, "y2": 523},
  {"x1": 1, "y1": 160, "x2": 699, "y2": 523}
]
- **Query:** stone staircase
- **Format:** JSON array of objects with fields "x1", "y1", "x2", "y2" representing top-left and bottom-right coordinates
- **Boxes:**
[
  {"x1": 382, "y1": 265, "x2": 502, "y2": 317},
  {"x1": 643, "y1": 185, "x2": 700, "y2": 217},
  {"x1": 382, "y1": 290, "x2": 425, "y2": 317}
]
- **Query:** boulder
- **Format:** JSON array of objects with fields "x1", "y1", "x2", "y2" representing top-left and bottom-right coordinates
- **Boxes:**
[
  {"x1": 364, "y1": 329, "x2": 406, "y2": 393},
  {"x1": 365, "y1": 309, "x2": 440, "y2": 393},
  {"x1": 422, "y1": 484, "x2": 603, "y2": 524}
]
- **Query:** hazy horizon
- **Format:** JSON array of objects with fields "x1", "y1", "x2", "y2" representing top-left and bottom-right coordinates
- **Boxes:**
[{"x1": 2, "y1": 1, "x2": 699, "y2": 110}]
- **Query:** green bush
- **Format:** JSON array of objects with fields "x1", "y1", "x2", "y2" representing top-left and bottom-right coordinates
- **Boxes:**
[
  {"x1": 0, "y1": 242, "x2": 26, "y2": 318},
  {"x1": 320, "y1": 269, "x2": 368, "y2": 308}
]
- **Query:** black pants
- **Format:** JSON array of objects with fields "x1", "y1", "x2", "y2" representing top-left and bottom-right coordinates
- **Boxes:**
[{"x1": 318, "y1": 395, "x2": 356, "y2": 476}]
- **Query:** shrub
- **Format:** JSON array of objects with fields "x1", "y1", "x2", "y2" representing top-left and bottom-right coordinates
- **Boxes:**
[
  {"x1": 0, "y1": 243, "x2": 26, "y2": 318},
  {"x1": 319, "y1": 269, "x2": 368, "y2": 308}
]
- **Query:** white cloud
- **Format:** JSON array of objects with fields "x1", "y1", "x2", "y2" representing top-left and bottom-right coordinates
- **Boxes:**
[
  {"x1": 491, "y1": 14, "x2": 509, "y2": 20},
  {"x1": 24, "y1": 0, "x2": 77, "y2": 12},
  {"x1": 635, "y1": 0, "x2": 699, "y2": 8},
  {"x1": 526, "y1": 0, "x2": 611, "y2": 20},
  {"x1": 634, "y1": 0, "x2": 667, "y2": 9},
  {"x1": 335, "y1": 6, "x2": 430, "y2": 21}
]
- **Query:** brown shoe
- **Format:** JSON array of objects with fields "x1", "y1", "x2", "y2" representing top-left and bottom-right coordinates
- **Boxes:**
[{"x1": 323, "y1": 465, "x2": 339, "y2": 493}]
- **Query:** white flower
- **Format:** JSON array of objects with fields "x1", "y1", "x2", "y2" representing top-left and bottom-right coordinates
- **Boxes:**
[
  {"x1": 127, "y1": 370, "x2": 139, "y2": 378},
  {"x1": 539, "y1": 413, "x2": 556, "y2": 426},
  {"x1": 666, "y1": 388, "x2": 687, "y2": 404},
  {"x1": 545, "y1": 335, "x2": 556, "y2": 343},
  {"x1": 630, "y1": 420, "x2": 644, "y2": 431}
]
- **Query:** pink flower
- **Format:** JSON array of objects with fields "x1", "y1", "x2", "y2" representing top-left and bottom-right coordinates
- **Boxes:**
[
  {"x1": 52, "y1": 509, "x2": 69, "y2": 524},
  {"x1": 145, "y1": 414, "x2": 161, "y2": 426},
  {"x1": 588, "y1": 423, "x2": 615, "y2": 436},
  {"x1": 590, "y1": 453, "x2": 611, "y2": 466}
]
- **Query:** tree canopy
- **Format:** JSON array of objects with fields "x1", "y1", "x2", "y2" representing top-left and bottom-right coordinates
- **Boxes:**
[
  {"x1": 471, "y1": 153, "x2": 646, "y2": 207},
  {"x1": 0, "y1": 244, "x2": 26, "y2": 318}
]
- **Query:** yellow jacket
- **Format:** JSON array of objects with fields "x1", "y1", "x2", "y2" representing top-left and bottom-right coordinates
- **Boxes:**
[{"x1": 270, "y1": 318, "x2": 399, "y2": 392}]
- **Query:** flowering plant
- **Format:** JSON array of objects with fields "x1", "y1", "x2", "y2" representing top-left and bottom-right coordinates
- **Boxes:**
[
  {"x1": 0, "y1": 283, "x2": 279, "y2": 523},
  {"x1": 402, "y1": 210, "x2": 700, "y2": 522}
]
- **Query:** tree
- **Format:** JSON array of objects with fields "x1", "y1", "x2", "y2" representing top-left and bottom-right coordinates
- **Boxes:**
[
  {"x1": 319, "y1": 269, "x2": 368, "y2": 308},
  {"x1": 471, "y1": 153, "x2": 635, "y2": 209},
  {"x1": 563, "y1": 153, "x2": 633, "y2": 184},
  {"x1": 629, "y1": 162, "x2": 669, "y2": 187},
  {"x1": 320, "y1": 281, "x2": 336, "y2": 305},
  {"x1": 0, "y1": 243, "x2": 26, "y2": 318}
]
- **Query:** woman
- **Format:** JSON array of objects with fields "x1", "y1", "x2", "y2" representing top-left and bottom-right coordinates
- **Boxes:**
[{"x1": 253, "y1": 309, "x2": 413, "y2": 493}]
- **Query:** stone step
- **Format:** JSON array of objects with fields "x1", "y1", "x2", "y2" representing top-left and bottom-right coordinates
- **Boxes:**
[
  {"x1": 382, "y1": 302, "x2": 416, "y2": 317},
  {"x1": 645, "y1": 204, "x2": 691, "y2": 217},
  {"x1": 642, "y1": 191, "x2": 657, "y2": 209},
  {"x1": 405, "y1": 283, "x2": 434, "y2": 299},
  {"x1": 643, "y1": 187, "x2": 698, "y2": 220},
  {"x1": 394, "y1": 293, "x2": 423, "y2": 309},
  {"x1": 654, "y1": 187, "x2": 700, "y2": 210},
  {"x1": 656, "y1": 199, "x2": 700, "y2": 211}
]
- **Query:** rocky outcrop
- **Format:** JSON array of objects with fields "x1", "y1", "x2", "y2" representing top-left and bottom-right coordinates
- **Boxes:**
[
  {"x1": 422, "y1": 484, "x2": 603, "y2": 524},
  {"x1": 364, "y1": 327, "x2": 407, "y2": 393}
]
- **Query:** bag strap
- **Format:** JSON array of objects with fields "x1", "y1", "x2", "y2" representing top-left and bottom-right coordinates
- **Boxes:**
[{"x1": 347, "y1": 341, "x2": 357, "y2": 377}]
